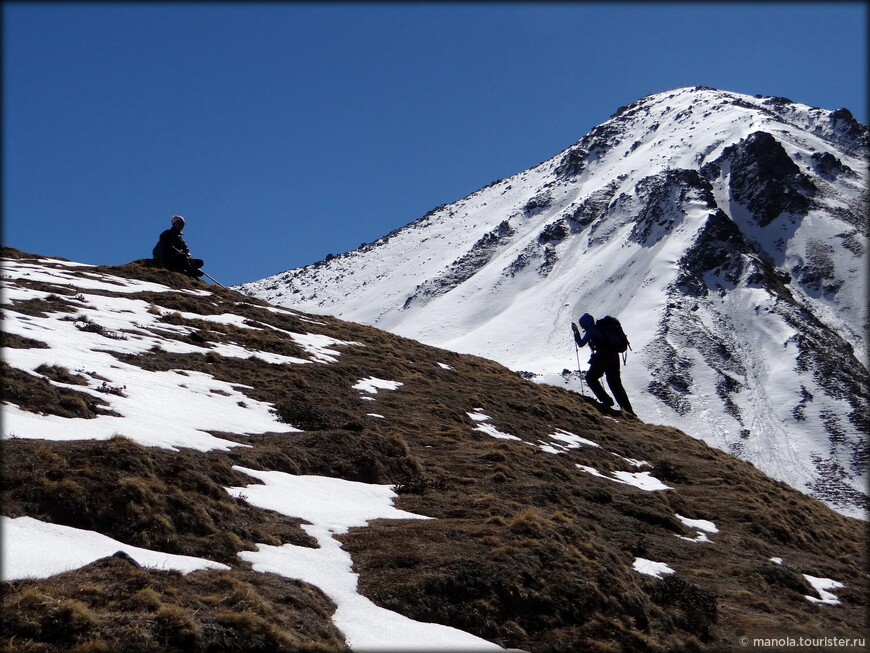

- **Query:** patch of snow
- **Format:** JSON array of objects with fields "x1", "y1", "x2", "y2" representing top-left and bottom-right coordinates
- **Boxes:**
[
  {"x1": 34, "y1": 257, "x2": 94, "y2": 267},
  {"x1": 614, "y1": 456, "x2": 650, "y2": 468},
  {"x1": 467, "y1": 411, "x2": 522, "y2": 441},
  {"x1": 577, "y1": 465, "x2": 672, "y2": 491},
  {"x1": 226, "y1": 467, "x2": 430, "y2": 535},
  {"x1": 675, "y1": 514, "x2": 719, "y2": 533},
  {"x1": 1, "y1": 286, "x2": 52, "y2": 303},
  {"x1": 549, "y1": 428, "x2": 600, "y2": 449},
  {"x1": 171, "y1": 311, "x2": 260, "y2": 330},
  {"x1": 353, "y1": 377, "x2": 404, "y2": 394},
  {"x1": 474, "y1": 422, "x2": 523, "y2": 441},
  {"x1": 803, "y1": 574, "x2": 844, "y2": 605},
  {"x1": 225, "y1": 467, "x2": 506, "y2": 650},
  {"x1": 2, "y1": 259, "x2": 209, "y2": 295},
  {"x1": 1, "y1": 516, "x2": 229, "y2": 580},
  {"x1": 676, "y1": 532, "x2": 711, "y2": 543},
  {"x1": 674, "y1": 520, "x2": 715, "y2": 543},
  {"x1": 611, "y1": 470, "x2": 672, "y2": 491},
  {"x1": 249, "y1": 319, "x2": 362, "y2": 363},
  {"x1": 632, "y1": 557, "x2": 676, "y2": 579},
  {"x1": 210, "y1": 342, "x2": 311, "y2": 366},
  {"x1": 280, "y1": 328, "x2": 362, "y2": 363}
]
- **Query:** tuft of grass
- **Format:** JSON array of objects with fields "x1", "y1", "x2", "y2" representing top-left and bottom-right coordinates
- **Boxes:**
[
  {"x1": 1, "y1": 558, "x2": 350, "y2": 652},
  {"x1": 508, "y1": 507, "x2": 548, "y2": 537},
  {"x1": 5, "y1": 294, "x2": 80, "y2": 318},
  {"x1": 153, "y1": 602, "x2": 202, "y2": 649},
  {"x1": 1, "y1": 361, "x2": 120, "y2": 419},
  {"x1": 651, "y1": 576, "x2": 718, "y2": 642},
  {"x1": 34, "y1": 364, "x2": 90, "y2": 386},
  {"x1": 2, "y1": 437, "x2": 317, "y2": 565},
  {"x1": 1, "y1": 331, "x2": 51, "y2": 349}
]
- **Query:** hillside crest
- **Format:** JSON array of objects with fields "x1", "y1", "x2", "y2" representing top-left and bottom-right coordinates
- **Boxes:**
[{"x1": 2, "y1": 249, "x2": 867, "y2": 652}]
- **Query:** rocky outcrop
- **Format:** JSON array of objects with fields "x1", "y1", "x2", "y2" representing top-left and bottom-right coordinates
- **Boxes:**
[{"x1": 716, "y1": 131, "x2": 816, "y2": 227}]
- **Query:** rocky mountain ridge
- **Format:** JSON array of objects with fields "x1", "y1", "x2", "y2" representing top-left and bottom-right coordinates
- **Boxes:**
[{"x1": 238, "y1": 87, "x2": 868, "y2": 519}]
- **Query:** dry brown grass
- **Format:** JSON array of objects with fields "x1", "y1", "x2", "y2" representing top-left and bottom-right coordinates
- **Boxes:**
[
  {"x1": 1, "y1": 556, "x2": 348, "y2": 652},
  {"x1": 1, "y1": 362, "x2": 120, "y2": 419},
  {"x1": 2, "y1": 436, "x2": 316, "y2": 564},
  {"x1": 2, "y1": 251, "x2": 867, "y2": 652}
]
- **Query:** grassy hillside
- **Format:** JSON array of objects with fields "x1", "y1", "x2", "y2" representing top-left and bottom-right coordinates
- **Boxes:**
[{"x1": 1, "y1": 249, "x2": 866, "y2": 652}]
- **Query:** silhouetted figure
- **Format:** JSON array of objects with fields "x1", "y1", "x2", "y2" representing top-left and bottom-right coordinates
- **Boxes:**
[
  {"x1": 572, "y1": 312, "x2": 634, "y2": 415},
  {"x1": 152, "y1": 215, "x2": 204, "y2": 278}
]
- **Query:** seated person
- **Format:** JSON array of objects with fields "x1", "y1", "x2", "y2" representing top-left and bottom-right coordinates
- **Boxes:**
[{"x1": 152, "y1": 215, "x2": 204, "y2": 278}]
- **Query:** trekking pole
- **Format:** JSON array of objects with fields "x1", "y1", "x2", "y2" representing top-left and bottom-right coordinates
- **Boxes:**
[
  {"x1": 199, "y1": 270, "x2": 225, "y2": 288},
  {"x1": 574, "y1": 341, "x2": 585, "y2": 395}
]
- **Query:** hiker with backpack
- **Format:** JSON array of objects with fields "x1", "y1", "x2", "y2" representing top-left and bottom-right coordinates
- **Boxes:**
[
  {"x1": 572, "y1": 313, "x2": 635, "y2": 416},
  {"x1": 152, "y1": 215, "x2": 205, "y2": 278}
]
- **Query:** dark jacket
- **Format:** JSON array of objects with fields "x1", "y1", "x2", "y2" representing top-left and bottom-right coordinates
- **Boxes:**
[
  {"x1": 574, "y1": 313, "x2": 605, "y2": 350},
  {"x1": 153, "y1": 227, "x2": 189, "y2": 263}
]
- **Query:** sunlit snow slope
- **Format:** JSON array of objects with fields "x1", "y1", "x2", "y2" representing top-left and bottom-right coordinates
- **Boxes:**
[{"x1": 240, "y1": 87, "x2": 868, "y2": 519}]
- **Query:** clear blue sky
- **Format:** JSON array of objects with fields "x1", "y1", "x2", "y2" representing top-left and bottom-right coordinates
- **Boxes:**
[{"x1": 3, "y1": 2, "x2": 867, "y2": 287}]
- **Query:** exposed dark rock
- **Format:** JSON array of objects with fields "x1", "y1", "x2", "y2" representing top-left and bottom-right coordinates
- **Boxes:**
[
  {"x1": 719, "y1": 131, "x2": 815, "y2": 226},
  {"x1": 403, "y1": 220, "x2": 515, "y2": 309},
  {"x1": 627, "y1": 169, "x2": 717, "y2": 247},
  {"x1": 523, "y1": 192, "x2": 552, "y2": 216},
  {"x1": 795, "y1": 239, "x2": 842, "y2": 295},
  {"x1": 537, "y1": 220, "x2": 569, "y2": 245},
  {"x1": 675, "y1": 210, "x2": 752, "y2": 296},
  {"x1": 537, "y1": 244, "x2": 559, "y2": 276},
  {"x1": 554, "y1": 147, "x2": 587, "y2": 178},
  {"x1": 829, "y1": 107, "x2": 870, "y2": 149},
  {"x1": 563, "y1": 176, "x2": 626, "y2": 233},
  {"x1": 810, "y1": 151, "x2": 852, "y2": 179}
]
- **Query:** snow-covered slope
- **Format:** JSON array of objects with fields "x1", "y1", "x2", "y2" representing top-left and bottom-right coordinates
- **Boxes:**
[{"x1": 240, "y1": 87, "x2": 869, "y2": 519}]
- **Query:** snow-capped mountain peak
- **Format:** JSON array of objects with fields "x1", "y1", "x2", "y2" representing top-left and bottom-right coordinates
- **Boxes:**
[{"x1": 239, "y1": 87, "x2": 868, "y2": 519}]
